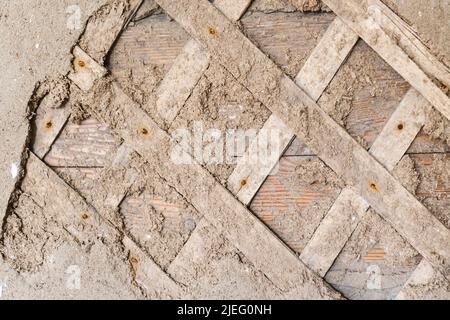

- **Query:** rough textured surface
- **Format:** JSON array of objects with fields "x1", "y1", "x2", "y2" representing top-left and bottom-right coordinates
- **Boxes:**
[
  {"x1": 382, "y1": 0, "x2": 450, "y2": 68},
  {"x1": 169, "y1": 63, "x2": 271, "y2": 185},
  {"x1": 251, "y1": 157, "x2": 343, "y2": 253},
  {"x1": 248, "y1": 0, "x2": 331, "y2": 13},
  {"x1": 0, "y1": 0, "x2": 108, "y2": 238},
  {"x1": 1, "y1": 0, "x2": 449, "y2": 300},
  {"x1": 1, "y1": 155, "x2": 143, "y2": 299}
]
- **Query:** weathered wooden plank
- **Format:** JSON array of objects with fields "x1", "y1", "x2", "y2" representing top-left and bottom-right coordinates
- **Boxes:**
[
  {"x1": 69, "y1": 46, "x2": 108, "y2": 92},
  {"x1": 214, "y1": 0, "x2": 253, "y2": 22},
  {"x1": 227, "y1": 114, "x2": 294, "y2": 204},
  {"x1": 84, "y1": 78, "x2": 341, "y2": 298},
  {"x1": 32, "y1": 0, "x2": 141, "y2": 160},
  {"x1": 154, "y1": 40, "x2": 210, "y2": 127},
  {"x1": 295, "y1": 17, "x2": 359, "y2": 100},
  {"x1": 300, "y1": 88, "x2": 430, "y2": 276},
  {"x1": 250, "y1": 152, "x2": 449, "y2": 261},
  {"x1": 324, "y1": 210, "x2": 422, "y2": 300},
  {"x1": 32, "y1": 104, "x2": 70, "y2": 159},
  {"x1": 322, "y1": 0, "x2": 450, "y2": 121},
  {"x1": 154, "y1": 0, "x2": 450, "y2": 280},
  {"x1": 79, "y1": 0, "x2": 144, "y2": 63},
  {"x1": 249, "y1": 156, "x2": 342, "y2": 254},
  {"x1": 109, "y1": 12, "x2": 336, "y2": 75},
  {"x1": 228, "y1": 17, "x2": 358, "y2": 205},
  {"x1": 166, "y1": 218, "x2": 289, "y2": 299},
  {"x1": 110, "y1": 9, "x2": 446, "y2": 157},
  {"x1": 366, "y1": 0, "x2": 450, "y2": 88}
]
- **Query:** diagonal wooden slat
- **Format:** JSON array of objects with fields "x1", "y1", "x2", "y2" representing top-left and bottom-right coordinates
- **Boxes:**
[
  {"x1": 154, "y1": 0, "x2": 450, "y2": 280},
  {"x1": 322, "y1": 0, "x2": 450, "y2": 121},
  {"x1": 228, "y1": 17, "x2": 359, "y2": 205},
  {"x1": 300, "y1": 88, "x2": 431, "y2": 277}
]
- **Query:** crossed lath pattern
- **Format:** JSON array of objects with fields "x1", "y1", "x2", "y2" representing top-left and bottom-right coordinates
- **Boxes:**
[{"x1": 28, "y1": 0, "x2": 450, "y2": 299}]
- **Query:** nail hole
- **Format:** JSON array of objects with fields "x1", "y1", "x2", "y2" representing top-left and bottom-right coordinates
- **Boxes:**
[
  {"x1": 397, "y1": 123, "x2": 404, "y2": 131},
  {"x1": 208, "y1": 26, "x2": 217, "y2": 36},
  {"x1": 240, "y1": 179, "x2": 247, "y2": 187},
  {"x1": 81, "y1": 213, "x2": 89, "y2": 220},
  {"x1": 77, "y1": 60, "x2": 86, "y2": 68},
  {"x1": 369, "y1": 182, "x2": 379, "y2": 192}
]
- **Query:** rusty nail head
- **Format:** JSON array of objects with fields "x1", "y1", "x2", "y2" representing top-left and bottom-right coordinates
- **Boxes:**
[{"x1": 208, "y1": 26, "x2": 217, "y2": 36}]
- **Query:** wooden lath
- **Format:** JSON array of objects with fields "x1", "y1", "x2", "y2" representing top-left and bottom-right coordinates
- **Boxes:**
[{"x1": 300, "y1": 88, "x2": 431, "y2": 277}]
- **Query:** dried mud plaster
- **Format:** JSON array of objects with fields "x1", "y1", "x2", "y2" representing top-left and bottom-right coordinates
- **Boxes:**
[
  {"x1": 1, "y1": 155, "x2": 143, "y2": 298},
  {"x1": 0, "y1": 0, "x2": 111, "y2": 239},
  {"x1": 326, "y1": 210, "x2": 422, "y2": 300}
]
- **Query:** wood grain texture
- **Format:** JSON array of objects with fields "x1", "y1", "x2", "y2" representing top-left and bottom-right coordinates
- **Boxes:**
[
  {"x1": 300, "y1": 188, "x2": 369, "y2": 277},
  {"x1": 107, "y1": 12, "x2": 445, "y2": 158},
  {"x1": 295, "y1": 17, "x2": 358, "y2": 100}
]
